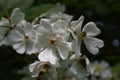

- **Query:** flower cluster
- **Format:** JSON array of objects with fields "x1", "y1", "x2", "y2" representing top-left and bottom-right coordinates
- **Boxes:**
[{"x1": 0, "y1": 4, "x2": 112, "y2": 80}]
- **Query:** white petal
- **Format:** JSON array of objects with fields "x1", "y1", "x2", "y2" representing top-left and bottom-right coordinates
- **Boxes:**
[
  {"x1": 84, "y1": 37, "x2": 104, "y2": 55},
  {"x1": 52, "y1": 20, "x2": 67, "y2": 35},
  {"x1": 68, "y1": 28, "x2": 78, "y2": 42},
  {"x1": 20, "y1": 20, "x2": 33, "y2": 35},
  {"x1": 38, "y1": 19, "x2": 54, "y2": 37},
  {"x1": 26, "y1": 40, "x2": 34, "y2": 55},
  {"x1": 38, "y1": 47, "x2": 57, "y2": 65},
  {"x1": 9, "y1": 30, "x2": 24, "y2": 44},
  {"x1": 10, "y1": 8, "x2": 25, "y2": 25},
  {"x1": 37, "y1": 26, "x2": 48, "y2": 34},
  {"x1": 70, "y1": 53, "x2": 81, "y2": 60},
  {"x1": 62, "y1": 13, "x2": 73, "y2": 22},
  {"x1": 82, "y1": 22, "x2": 101, "y2": 36},
  {"x1": 40, "y1": 19, "x2": 52, "y2": 33},
  {"x1": 101, "y1": 61, "x2": 110, "y2": 69},
  {"x1": 54, "y1": 19, "x2": 68, "y2": 29},
  {"x1": 37, "y1": 26, "x2": 53, "y2": 41},
  {"x1": 71, "y1": 40, "x2": 82, "y2": 55},
  {"x1": 35, "y1": 35, "x2": 48, "y2": 51},
  {"x1": 13, "y1": 42, "x2": 25, "y2": 54},
  {"x1": 50, "y1": 11, "x2": 73, "y2": 22},
  {"x1": 71, "y1": 15, "x2": 84, "y2": 33},
  {"x1": 56, "y1": 41, "x2": 69, "y2": 59},
  {"x1": 0, "y1": 36, "x2": 10, "y2": 46},
  {"x1": 0, "y1": 27, "x2": 9, "y2": 40},
  {"x1": 0, "y1": 18, "x2": 9, "y2": 26},
  {"x1": 29, "y1": 61, "x2": 44, "y2": 77}
]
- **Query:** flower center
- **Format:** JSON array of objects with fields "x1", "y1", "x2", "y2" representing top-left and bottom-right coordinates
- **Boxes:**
[
  {"x1": 95, "y1": 65, "x2": 102, "y2": 72},
  {"x1": 24, "y1": 35, "x2": 29, "y2": 42},
  {"x1": 49, "y1": 37, "x2": 56, "y2": 45},
  {"x1": 9, "y1": 25, "x2": 14, "y2": 30},
  {"x1": 44, "y1": 61, "x2": 51, "y2": 68},
  {"x1": 78, "y1": 32, "x2": 86, "y2": 38},
  {"x1": 78, "y1": 57, "x2": 86, "y2": 68}
]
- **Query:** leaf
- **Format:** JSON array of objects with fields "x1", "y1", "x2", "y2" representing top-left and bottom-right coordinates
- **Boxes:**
[
  {"x1": 0, "y1": 0, "x2": 6, "y2": 5},
  {"x1": 17, "y1": 0, "x2": 34, "y2": 10},
  {"x1": 6, "y1": 0, "x2": 33, "y2": 10},
  {"x1": 25, "y1": 4, "x2": 54, "y2": 20},
  {"x1": 112, "y1": 62, "x2": 120, "y2": 73}
]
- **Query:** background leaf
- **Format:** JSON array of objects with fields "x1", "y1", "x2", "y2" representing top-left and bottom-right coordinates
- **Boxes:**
[
  {"x1": 25, "y1": 4, "x2": 54, "y2": 20},
  {"x1": 112, "y1": 63, "x2": 120, "y2": 73}
]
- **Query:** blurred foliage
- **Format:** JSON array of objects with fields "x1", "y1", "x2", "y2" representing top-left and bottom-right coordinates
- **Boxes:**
[
  {"x1": 112, "y1": 62, "x2": 120, "y2": 73},
  {"x1": 0, "y1": 0, "x2": 120, "y2": 80}
]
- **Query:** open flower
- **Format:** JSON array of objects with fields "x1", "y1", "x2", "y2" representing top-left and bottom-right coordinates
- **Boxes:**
[
  {"x1": 69, "y1": 55, "x2": 92, "y2": 80},
  {"x1": 9, "y1": 20, "x2": 37, "y2": 54},
  {"x1": 36, "y1": 19, "x2": 70, "y2": 65},
  {"x1": 29, "y1": 61, "x2": 57, "y2": 79},
  {"x1": 69, "y1": 15, "x2": 104, "y2": 55},
  {"x1": 0, "y1": 8, "x2": 25, "y2": 45},
  {"x1": 92, "y1": 61, "x2": 112, "y2": 79},
  {"x1": 32, "y1": 3, "x2": 73, "y2": 26}
]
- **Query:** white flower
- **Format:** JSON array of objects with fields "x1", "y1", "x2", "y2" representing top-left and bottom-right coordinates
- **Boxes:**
[
  {"x1": 49, "y1": 12, "x2": 73, "y2": 23},
  {"x1": 52, "y1": 19, "x2": 70, "y2": 40},
  {"x1": 69, "y1": 56, "x2": 91, "y2": 80},
  {"x1": 29, "y1": 61, "x2": 57, "y2": 79},
  {"x1": 49, "y1": 3, "x2": 73, "y2": 22},
  {"x1": 0, "y1": 8, "x2": 25, "y2": 45},
  {"x1": 29, "y1": 61, "x2": 45, "y2": 77},
  {"x1": 32, "y1": 3, "x2": 73, "y2": 25},
  {"x1": 17, "y1": 66, "x2": 37, "y2": 80},
  {"x1": 9, "y1": 20, "x2": 37, "y2": 54},
  {"x1": 36, "y1": 19, "x2": 70, "y2": 65},
  {"x1": 69, "y1": 15, "x2": 104, "y2": 55},
  {"x1": 92, "y1": 61, "x2": 112, "y2": 78}
]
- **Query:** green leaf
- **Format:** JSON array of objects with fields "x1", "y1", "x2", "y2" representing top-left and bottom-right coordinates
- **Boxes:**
[
  {"x1": 0, "y1": 0, "x2": 6, "y2": 5},
  {"x1": 25, "y1": 4, "x2": 54, "y2": 20},
  {"x1": 112, "y1": 62, "x2": 120, "y2": 73},
  {"x1": 3, "y1": 0, "x2": 34, "y2": 10},
  {"x1": 17, "y1": 0, "x2": 34, "y2": 10}
]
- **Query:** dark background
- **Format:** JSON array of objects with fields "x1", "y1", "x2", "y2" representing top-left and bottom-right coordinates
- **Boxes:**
[{"x1": 0, "y1": 0, "x2": 120, "y2": 80}]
